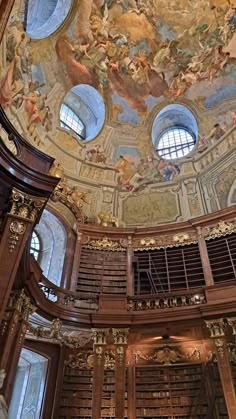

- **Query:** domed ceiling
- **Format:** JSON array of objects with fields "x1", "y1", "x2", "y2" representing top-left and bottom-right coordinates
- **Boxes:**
[{"x1": 1, "y1": 0, "x2": 236, "y2": 227}]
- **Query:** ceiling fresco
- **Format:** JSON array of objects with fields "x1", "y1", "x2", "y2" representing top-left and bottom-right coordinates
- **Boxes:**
[{"x1": 1, "y1": 0, "x2": 236, "y2": 226}]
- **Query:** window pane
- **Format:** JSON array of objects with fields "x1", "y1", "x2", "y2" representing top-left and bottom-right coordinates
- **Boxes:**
[{"x1": 157, "y1": 128, "x2": 195, "y2": 160}]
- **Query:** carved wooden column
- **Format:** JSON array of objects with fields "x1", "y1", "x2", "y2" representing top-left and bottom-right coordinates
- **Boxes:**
[
  {"x1": 0, "y1": 189, "x2": 46, "y2": 324},
  {"x1": 126, "y1": 236, "x2": 134, "y2": 296},
  {"x1": 91, "y1": 328, "x2": 109, "y2": 419},
  {"x1": 70, "y1": 232, "x2": 84, "y2": 291},
  {"x1": 112, "y1": 328, "x2": 129, "y2": 419},
  {"x1": 127, "y1": 348, "x2": 136, "y2": 419},
  {"x1": 205, "y1": 319, "x2": 236, "y2": 418},
  {"x1": 197, "y1": 227, "x2": 214, "y2": 286}
]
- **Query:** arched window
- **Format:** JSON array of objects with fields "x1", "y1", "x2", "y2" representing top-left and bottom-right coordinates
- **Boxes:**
[
  {"x1": 33, "y1": 210, "x2": 67, "y2": 287},
  {"x1": 23, "y1": 0, "x2": 72, "y2": 39},
  {"x1": 152, "y1": 104, "x2": 198, "y2": 160},
  {"x1": 60, "y1": 84, "x2": 106, "y2": 142},
  {"x1": 30, "y1": 231, "x2": 41, "y2": 261},
  {"x1": 8, "y1": 349, "x2": 48, "y2": 419}
]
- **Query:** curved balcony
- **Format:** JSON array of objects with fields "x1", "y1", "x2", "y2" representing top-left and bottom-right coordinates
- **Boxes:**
[{"x1": 26, "y1": 206, "x2": 236, "y2": 326}]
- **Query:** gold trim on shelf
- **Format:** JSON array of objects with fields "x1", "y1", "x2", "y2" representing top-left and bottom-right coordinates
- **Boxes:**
[
  {"x1": 84, "y1": 236, "x2": 126, "y2": 252},
  {"x1": 134, "y1": 346, "x2": 201, "y2": 365}
]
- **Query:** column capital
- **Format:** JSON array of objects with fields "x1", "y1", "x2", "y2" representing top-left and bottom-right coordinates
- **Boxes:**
[
  {"x1": 226, "y1": 317, "x2": 236, "y2": 335},
  {"x1": 205, "y1": 319, "x2": 225, "y2": 338},
  {"x1": 91, "y1": 328, "x2": 109, "y2": 346},
  {"x1": 9, "y1": 188, "x2": 46, "y2": 221},
  {"x1": 112, "y1": 328, "x2": 129, "y2": 345}
]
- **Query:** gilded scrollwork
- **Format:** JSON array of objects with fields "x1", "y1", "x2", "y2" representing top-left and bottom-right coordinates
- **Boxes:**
[
  {"x1": 9, "y1": 189, "x2": 46, "y2": 221},
  {"x1": 134, "y1": 346, "x2": 201, "y2": 365}
]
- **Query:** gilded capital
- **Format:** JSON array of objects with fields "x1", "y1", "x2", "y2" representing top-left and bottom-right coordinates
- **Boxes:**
[
  {"x1": 91, "y1": 328, "x2": 109, "y2": 346},
  {"x1": 226, "y1": 317, "x2": 236, "y2": 335},
  {"x1": 112, "y1": 328, "x2": 129, "y2": 345},
  {"x1": 9, "y1": 188, "x2": 46, "y2": 221},
  {"x1": 205, "y1": 319, "x2": 225, "y2": 338}
]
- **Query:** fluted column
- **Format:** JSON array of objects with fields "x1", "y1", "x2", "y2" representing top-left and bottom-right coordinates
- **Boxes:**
[
  {"x1": 91, "y1": 328, "x2": 109, "y2": 419},
  {"x1": 0, "y1": 189, "x2": 46, "y2": 324},
  {"x1": 112, "y1": 328, "x2": 129, "y2": 419},
  {"x1": 205, "y1": 319, "x2": 236, "y2": 418}
]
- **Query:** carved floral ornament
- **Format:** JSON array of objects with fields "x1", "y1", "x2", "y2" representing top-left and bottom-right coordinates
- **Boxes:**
[
  {"x1": 9, "y1": 188, "x2": 46, "y2": 221},
  {"x1": 134, "y1": 346, "x2": 201, "y2": 365},
  {"x1": 84, "y1": 236, "x2": 126, "y2": 252},
  {"x1": 8, "y1": 220, "x2": 26, "y2": 252}
]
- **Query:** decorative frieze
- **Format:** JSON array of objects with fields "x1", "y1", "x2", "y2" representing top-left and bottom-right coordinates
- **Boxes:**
[{"x1": 128, "y1": 292, "x2": 206, "y2": 311}]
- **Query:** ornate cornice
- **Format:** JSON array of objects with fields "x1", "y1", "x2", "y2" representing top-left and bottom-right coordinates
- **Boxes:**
[{"x1": 27, "y1": 318, "x2": 91, "y2": 349}]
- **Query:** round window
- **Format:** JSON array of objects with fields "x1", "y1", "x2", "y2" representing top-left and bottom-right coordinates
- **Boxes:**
[{"x1": 157, "y1": 127, "x2": 195, "y2": 160}]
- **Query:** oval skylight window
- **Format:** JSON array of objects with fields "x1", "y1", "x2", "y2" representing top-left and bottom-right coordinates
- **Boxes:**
[
  {"x1": 152, "y1": 104, "x2": 198, "y2": 160},
  {"x1": 157, "y1": 127, "x2": 195, "y2": 160},
  {"x1": 60, "y1": 84, "x2": 106, "y2": 142},
  {"x1": 23, "y1": 0, "x2": 72, "y2": 39}
]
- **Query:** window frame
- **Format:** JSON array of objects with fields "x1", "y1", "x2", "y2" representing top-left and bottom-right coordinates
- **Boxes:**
[{"x1": 60, "y1": 103, "x2": 86, "y2": 140}]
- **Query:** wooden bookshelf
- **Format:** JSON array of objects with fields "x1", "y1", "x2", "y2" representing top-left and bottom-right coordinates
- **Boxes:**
[
  {"x1": 77, "y1": 249, "x2": 127, "y2": 296},
  {"x1": 135, "y1": 364, "x2": 208, "y2": 418},
  {"x1": 58, "y1": 367, "x2": 93, "y2": 418},
  {"x1": 134, "y1": 244, "x2": 204, "y2": 295},
  {"x1": 206, "y1": 233, "x2": 236, "y2": 283}
]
